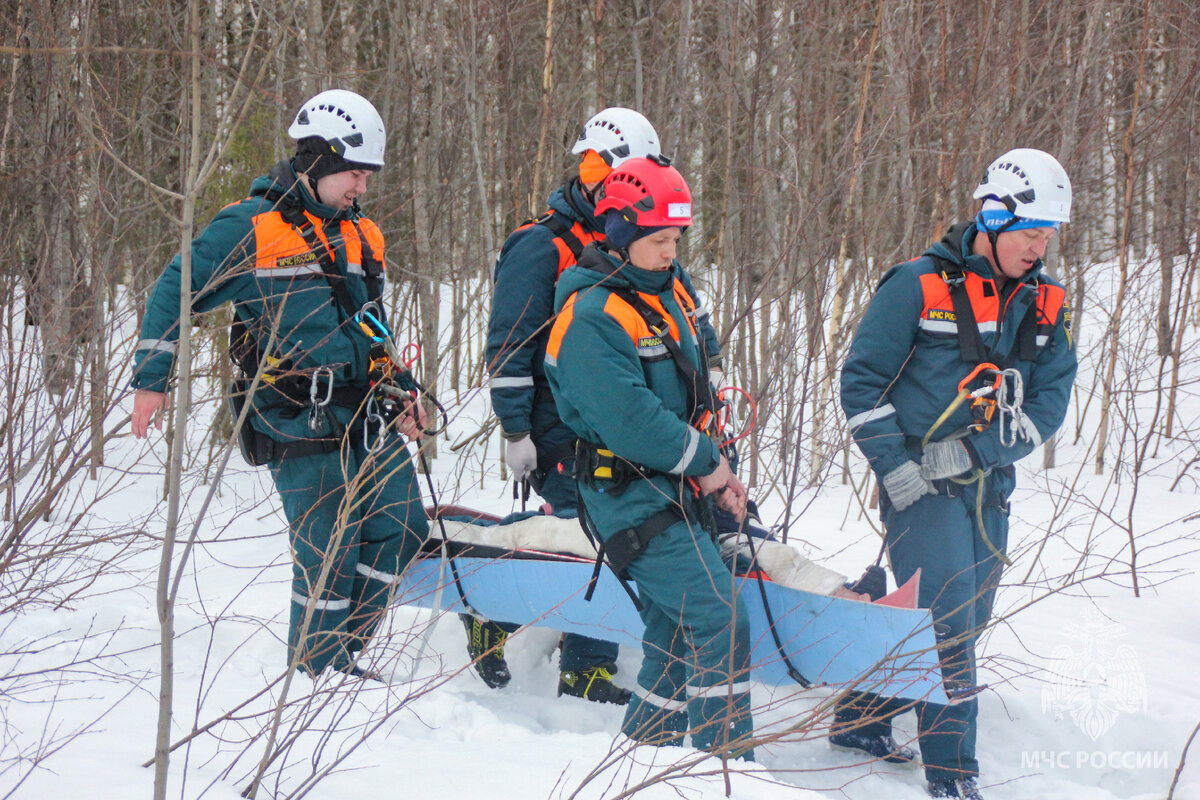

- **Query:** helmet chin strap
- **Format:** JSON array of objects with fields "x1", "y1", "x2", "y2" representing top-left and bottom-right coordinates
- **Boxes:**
[
  {"x1": 599, "y1": 240, "x2": 633, "y2": 268},
  {"x1": 296, "y1": 171, "x2": 324, "y2": 206},
  {"x1": 581, "y1": 181, "x2": 599, "y2": 206},
  {"x1": 979, "y1": 207, "x2": 1020, "y2": 269}
]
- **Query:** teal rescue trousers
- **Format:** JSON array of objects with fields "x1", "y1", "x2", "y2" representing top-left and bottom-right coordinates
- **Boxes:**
[
  {"x1": 837, "y1": 477, "x2": 1010, "y2": 782},
  {"x1": 618, "y1": 514, "x2": 755, "y2": 760},
  {"x1": 269, "y1": 418, "x2": 429, "y2": 676}
]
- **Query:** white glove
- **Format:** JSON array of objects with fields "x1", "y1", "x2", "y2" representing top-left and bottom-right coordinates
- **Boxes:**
[
  {"x1": 505, "y1": 435, "x2": 538, "y2": 482},
  {"x1": 881, "y1": 461, "x2": 935, "y2": 512},
  {"x1": 920, "y1": 439, "x2": 974, "y2": 481}
]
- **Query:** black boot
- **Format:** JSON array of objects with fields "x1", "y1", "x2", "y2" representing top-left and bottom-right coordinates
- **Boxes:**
[
  {"x1": 829, "y1": 728, "x2": 917, "y2": 764},
  {"x1": 339, "y1": 663, "x2": 385, "y2": 682},
  {"x1": 928, "y1": 776, "x2": 983, "y2": 799},
  {"x1": 461, "y1": 614, "x2": 512, "y2": 689},
  {"x1": 557, "y1": 665, "x2": 631, "y2": 705}
]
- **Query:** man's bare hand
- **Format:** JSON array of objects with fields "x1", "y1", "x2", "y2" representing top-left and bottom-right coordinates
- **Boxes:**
[
  {"x1": 831, "y1": 585, "x2": 871, "y2": 602},
  {"x1": 695, "y1": 454, "x2": 747, "y2": 521},
  {"x1": 132, "y1": 390, "x2": 169, "y2": 439},
  {"x1": 395, "y1": 394, "x2": 428, "y2": 442}
]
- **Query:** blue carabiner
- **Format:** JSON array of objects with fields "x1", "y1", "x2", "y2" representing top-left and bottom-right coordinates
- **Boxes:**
[{"x1": 354, "y1": 301, "x2": 391, "y2": 343}]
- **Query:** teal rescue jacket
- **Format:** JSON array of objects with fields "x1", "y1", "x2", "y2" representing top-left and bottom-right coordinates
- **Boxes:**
[
  {"x1": 840, "y1": 221, "x2": 1077, "y2": 484},
  {"x1": 132, "y1": 161, "x2": 385, "y2": 421},
  {"x1": 486, "y1": 179, "x2": 720, "y2": 439},
  {"x1": 544, "y1": 243, "x2": 721, "y2": 537}
]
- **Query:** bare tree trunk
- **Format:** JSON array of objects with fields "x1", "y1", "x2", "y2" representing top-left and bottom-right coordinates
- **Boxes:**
[
  {"x1": 153, "y1": 1, "x2": 204, "y2": 792},
  {"x1": 531, "y1": 0, "x2": 556, "y2": 209},
  {"x1": 592, "y1": 0, "x2": 605, "y2": 108},
  {"x1": 413, "y1": 133, "x2": 438, "y2": 462},
  {"x1": 812, "y1": 0, "x2": 882, "y2": 480},
  {"x1": 304, "y1": 0, "x2": 328, "y2": 94},
  {"x1": 1096, "y1": 0, "x2": 1151, "y2": 476}
]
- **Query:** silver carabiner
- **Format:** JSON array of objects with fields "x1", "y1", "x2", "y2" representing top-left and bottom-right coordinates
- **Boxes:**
[
  {"x1": 354, "y1": 301, "x2": 389, "y2": 343},
  {"x1": 307, "y1": 366, "x2": 336, "y2": 433},
  {"x1": 309, "y1": 366, "x2": 335, "y2": 408},
  {"x1": 996, "y1": 368, "x2": 1027, "y2": 447},
  {"x1": 363, "y1": 394, "x2": 389, "y2": 451}
]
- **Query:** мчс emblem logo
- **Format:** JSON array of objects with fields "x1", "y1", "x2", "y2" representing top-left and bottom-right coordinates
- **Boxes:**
[{"x1": 1040, "y1": 608, "x2": 1147, "y2": 741}]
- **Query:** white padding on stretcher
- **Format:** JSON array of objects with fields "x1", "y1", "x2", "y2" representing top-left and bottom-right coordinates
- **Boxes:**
[
  {"x1": 431, "y1": 516, "x2": 847, "y2": 596},
  {"x1": 719, "y1": 533, "x2": 848, "y2": 596}
]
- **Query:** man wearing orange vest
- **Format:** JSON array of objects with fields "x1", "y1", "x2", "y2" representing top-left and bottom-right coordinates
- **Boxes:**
[
  {"x1": 131, "y1": 90, "x2": 428, "y2": 681},
  {"x1": 467, "y1": 108, "x2": 707, "y2": 703},
  {"x1": 544, "y1": 157, "x2": 753, "y2": 758},
  {"x1": 474, "y1": 109, "x2": 722, "y2": 703},
  {"x1": 839, "y1": 149, "x2": 1078, "y2": 799}
]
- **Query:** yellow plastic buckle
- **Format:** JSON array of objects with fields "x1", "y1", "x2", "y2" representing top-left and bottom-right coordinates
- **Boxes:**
[{"x1": 593, "y1": 448, "x2": 615, "y2": 480}]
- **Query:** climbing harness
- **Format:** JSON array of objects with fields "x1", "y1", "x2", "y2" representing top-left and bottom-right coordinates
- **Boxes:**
[
  {"x1": 352, "y1": 299, "x2": 449, "y2": 440},
  {"x1": 226, "y1": 177, "x2": 390, "y2": 461},
  {"x1": 573, "y1": 365, "x2": 760, "y2": 607},
  {"x1": 925, "y1": 362, "x2": 1030, "y2": 451}
]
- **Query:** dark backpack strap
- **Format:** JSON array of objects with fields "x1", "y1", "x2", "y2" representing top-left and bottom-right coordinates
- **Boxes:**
[
  {"x1": 349, "y1": 218, "x2": 385, "y2": 304},
  {"x1": 538, "y1": 212, "x2": 585, "y2": 260},
  {"x1": 947, "y1": 279, "x2": 986, "y2": 363},
  {"x1": 610, "y1": 287, "x2": 716, "y2": 424},
  {"x1": 1016, "y1": 290, "x2": 1040, "y2": 362},
  {"x1": 574, "y1": 488, "x2": 644, "y2": 611},
  {"x1": 930, "y1": 256, "x2": 986, "y2": 364},
  {"x1": 601, "y1": 506, "x2": 684, "y2": 578},
  {"x1": 229, "y1": 311, "x2": 257, "y2": 373},
  {"x1": 1014, "y1": 308, "x2": 1038, "y2": 362}
]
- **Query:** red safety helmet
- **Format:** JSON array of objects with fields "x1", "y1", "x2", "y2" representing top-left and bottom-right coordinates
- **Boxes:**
[{"x1": 594, "y1": 156, "x2": 693, "y2": 228}]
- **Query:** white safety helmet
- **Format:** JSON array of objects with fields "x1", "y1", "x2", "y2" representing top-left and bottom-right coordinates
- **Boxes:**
[
  {"x1": 288, "y1": 89, "x2": 386, "y2": 169},
  {"x1": 571, "y1": 107, "x2": 662, "y2": 168},
  {"x1": 973, "y1": 148, "x2": 1071, "y2": 230}
]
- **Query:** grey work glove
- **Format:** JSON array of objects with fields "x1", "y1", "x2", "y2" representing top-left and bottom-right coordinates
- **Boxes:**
[
  {"x1": 881, "y1": 461, "x2": 935, "y2": 512},
  {"x1": 504, "y1": 434, "x2": 538, "y2": 482},
  {"x1": 920, "y1": 439, "x2": 975, "y2": 481}
]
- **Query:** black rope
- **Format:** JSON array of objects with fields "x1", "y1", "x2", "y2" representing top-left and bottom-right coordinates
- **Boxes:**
[
  {"x1": 395, "y1": 370, "x2": 449, "y2": 437},
  {"x1": 740, "y1": 526, "x2": 812, "y2": 688},
  {"x1": 416, "y1": 447, "x2": 476, "y2": 616}
]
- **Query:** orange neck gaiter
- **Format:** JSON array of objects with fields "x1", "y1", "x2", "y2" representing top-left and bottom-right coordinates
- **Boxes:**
[{"x1": 578, "y1": 149, "x2": 612, "y2": 184}]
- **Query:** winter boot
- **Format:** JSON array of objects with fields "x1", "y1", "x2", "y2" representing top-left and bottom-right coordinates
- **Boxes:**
[
  {"x1": 829, "y1": 729, "x2": 917, "y2": 764},
  {"x1": 557, "y1": 665, "x2": 631, "y2": 705},
  {"x1": 461, "y1": 614, "x2": 512, "y2": 689},
  {"x1": 339, "y1": 663, "x2": 385, "y2": 683},
  {"x1": 928, "y1": 777, "x2": 983, "y2": 799}
]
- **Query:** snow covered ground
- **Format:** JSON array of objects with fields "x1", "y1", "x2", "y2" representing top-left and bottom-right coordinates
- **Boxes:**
[{"x1": 3, "y1": 259, "x2": 1199, "y2": 800}]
